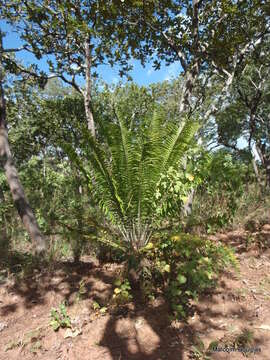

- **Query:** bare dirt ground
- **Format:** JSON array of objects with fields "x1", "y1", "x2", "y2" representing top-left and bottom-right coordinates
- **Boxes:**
[{"x1": 1, "y1": 226, "x2": 270, "y2": 360}]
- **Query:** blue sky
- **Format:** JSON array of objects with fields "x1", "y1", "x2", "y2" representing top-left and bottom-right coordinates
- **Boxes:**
[
  {"x1": 1, "y1": 21, "x2": 181, "y2": 87},
  {"x1": 1, "y1": 20, "x2": 259, "y2": 158}
]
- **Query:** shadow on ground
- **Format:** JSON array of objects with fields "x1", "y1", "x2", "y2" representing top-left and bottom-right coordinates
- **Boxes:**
[{"x1": 0, "y1": 244, "x2": 270, "y2": 359}]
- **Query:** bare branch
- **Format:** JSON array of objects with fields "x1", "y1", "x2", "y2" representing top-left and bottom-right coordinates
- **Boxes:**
[
  {"x1": 59, "y1": 74, "x2": 83, "y2": 94},
  {"x1": 162, "y1": 31, "x2": 187, "y2": 71},
  {"x1": 2, "y1": 45, "x2": 29, "y2": 53}
]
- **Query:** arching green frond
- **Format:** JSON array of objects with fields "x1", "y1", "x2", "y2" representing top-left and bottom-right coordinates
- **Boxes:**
[
  {"x1": 136, "y1": 113, "x2": 199, "y2": 219},
  {"x1": 63, "y1": 129, "x2": 125, "y2": 225},
  {"x1": 64, "y1": 109, "x2": 199, "y2": 249}
]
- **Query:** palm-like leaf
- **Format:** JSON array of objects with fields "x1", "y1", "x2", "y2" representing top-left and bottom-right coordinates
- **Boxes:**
[{"x1": 64, "y1": 110, "x2": 199, "y2": 249}]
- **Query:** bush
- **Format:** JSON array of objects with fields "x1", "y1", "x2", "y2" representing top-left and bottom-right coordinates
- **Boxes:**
[
  {"x1": 50, "y1": 302, "x2": 71, "y2": 331},
  {"x1": 140, "y1": 233, "x2": 238, "y2": 317},
  {"x1": 112, "y1": 279, "x2": 133, "y2": 304},
  {"x1": 233, "y1": 183, "x2": 270, "y2": 230},
  {"x1": 189, "y1": 150, "x2": 247, "y2": 233}
]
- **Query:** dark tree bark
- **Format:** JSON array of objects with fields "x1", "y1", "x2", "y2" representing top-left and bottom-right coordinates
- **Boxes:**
[{"x1": 0, "y1": 32, "x2": 46, "y2": 254}]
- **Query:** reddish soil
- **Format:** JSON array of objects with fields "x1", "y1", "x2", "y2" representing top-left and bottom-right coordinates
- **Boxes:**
[{"x1": 1, "y1": 226, "x2": 270, "y2": 360}]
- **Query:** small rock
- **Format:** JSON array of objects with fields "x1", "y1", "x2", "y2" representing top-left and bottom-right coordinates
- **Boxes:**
[
  {"x1": 134, "y1": 317, "x2": 145, "y2": 329},
  {"x1": 261, "y1": 224, "x2": 270, "y2": 232},
  {"x1": 0, "y1": 322, "x2": 8, "y2": 332},
  {"x1": 64, "y1": 328, "x2": 82, "y2": 338},
  {"x1": 254, "y1": 324, "x2": 270, "y2": 331}
]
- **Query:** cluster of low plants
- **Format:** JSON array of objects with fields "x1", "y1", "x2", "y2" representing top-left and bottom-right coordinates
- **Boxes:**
[
  {"x1": 50, "y1": 302, "x2": 71, "y2": 331},
  {"x1": 208, "y1": 328, "x2": 255, "y2": 358},
  {"x1": 5, "y1": 327, "x2": 45, "y2": 353},
  {"x1": 190, "y1": 335, "x2": 212, "y2": 360},
  {"x1": 75, "y1": 280, "x2": 87, "y2": 302},
  {"x1": 233, "y1": 184, "x2": 270, "y2": 230},
  {"x1": 112, "y1": 278, "x2": 133, "y2": 304},
  {"x1": 92, "y1": 300, "x2": 108, "y2": 315},
  {"x1": 138, "y1": 233, "x2": 238, "y2": 317},
  {"x1": 1, "y1": 251, "x2": 44, "y2": 280},
  {"x1": 189, "y1": 328, "x2": 255, "y2": 359}
]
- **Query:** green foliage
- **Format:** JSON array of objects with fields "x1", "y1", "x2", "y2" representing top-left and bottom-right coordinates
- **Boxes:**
[
  {"x1": 155, "y1": 166, "x2": 196, "y2": 219},
  {"x1": 2, "y1": 0, "x2": 136, "y2": 84},
  {"x1": 142, "y1": 233, "x2": 238, "y2": 318},
  {"x1": 92, "y1": 301, "x2": 107, "y2": 315},
  {"x1": 190, "y1": 150, "x2": 246, "y2": 232},
  {"x1": 5, "y1": 327, "x2": 45, "y2": 353},
  {"x1": 50, "y1": 302, "x2": 71, "y2": 331},
  {"x1": 235, "y1": 328, "x2": 254, "y2": 348},
  {"x1": 75, "y1": 280, "x2": 87, "y2": 302},
  {"x1": 64, "y1": 109, "x2": 199, "y2": 250},
  {"x1": 95, "y1": 242, "x2": 126, "y2": 264},
  {"x1": 215, "y1": 48, "x2": 270, "y2": 187},
  {"x1": 112, "y1": 279, "x2": 133, "y2": 304},
  {"x1": 47, "y1": 238, "x2": 71, "y2": 263},
  {"x1": 2, "y1": 251, "x2": 44, "y2": 280},
  {"x1": 233, "y1": 183, "x2": 270, "y2": 230},
  {"x1": 210, "y1": 328, "x2": 256, "y2": 357},
  {"x1": 92, "y1": 301, "x2": 101, "y2": 311},
  {"x1": 190, "y1": 336, "x2": 211, "y2": 360}
]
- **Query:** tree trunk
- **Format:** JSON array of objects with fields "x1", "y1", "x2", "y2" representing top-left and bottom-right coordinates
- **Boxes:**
[
  {"x1": 265, "y1": 158, "x2": 270, "y2": 188},
  {"x1": 72, "y1": 169, "x2": 84, "y2": 263},
  {"x1": 0, "y1": 114, "x2": 47, "y2": 255},
  {"x1": 256, "y1": 143, "x2": 270, "y2": 188},
  {"x1": 84, "y1": 38, "x2": 95, "y2": 138},
  {"x1": 251, "y1": 154, "x2": 264, "y2": 190},
  {"x1": 0, "y1": 33, "x2": 46, "y2": 254},
  {"x1": 0, "y1": 184, "x2": 9, "y2": 258},
  {"x1": 251, "y1": 156, "x2": 260, "y2": 182},
  {"x1": 183, "y1": 188, "x2": 195, "y2": 216}
]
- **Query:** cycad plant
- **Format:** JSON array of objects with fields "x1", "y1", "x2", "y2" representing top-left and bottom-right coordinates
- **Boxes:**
[{"x1": 64, "y1": 109, "x2": 198, "y2": 253}]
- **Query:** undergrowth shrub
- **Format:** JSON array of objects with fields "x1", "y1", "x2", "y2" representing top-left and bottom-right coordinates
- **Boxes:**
[
  {"x1": 188, "y1": 151, "x2": 247, "y2": 233},
  {"x1": 50, "y1": 302, "x2": 71, "y2": 331},
  {"x1": 233, "y1": 184, "x2": 270, "y2": 230},
  {"x1": 94, "y1": 243, "x2": 126, "y2": 264},
  {"x1": 139, "y1": 233, "x2": 238, "y2": 317},
  {"x1": 112, "y1": 279, "x2": 133, "y2": 304}
]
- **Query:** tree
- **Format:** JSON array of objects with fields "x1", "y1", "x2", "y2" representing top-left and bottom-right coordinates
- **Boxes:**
[
  {"x1": 5, "y1": 77, "x2": 98, "y2": 260},
  {"x1": 0, "y1": 1, "x2": 149, "y2": 255},
  {"x1": 215, "y1": 40, "x2": 270, "y2": 187},
  {"x1": 114, "y1": 0, "x2": 270, "y2": 122},
  {"x1": 4, "y1": 1, "x2": 268, "y2": 131},
  {"x1": 191, "y1": 149, "x2": 247, "y2": 232},
  {"x1": 0, "y1": 30, "x2": 46, "y2": 254},
  {"x1": 1, "y1": 0, "x2": 137, "y2": 138},
  {"x1": 2, "y1": 0, "x2": 268, "y2": 258}
]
